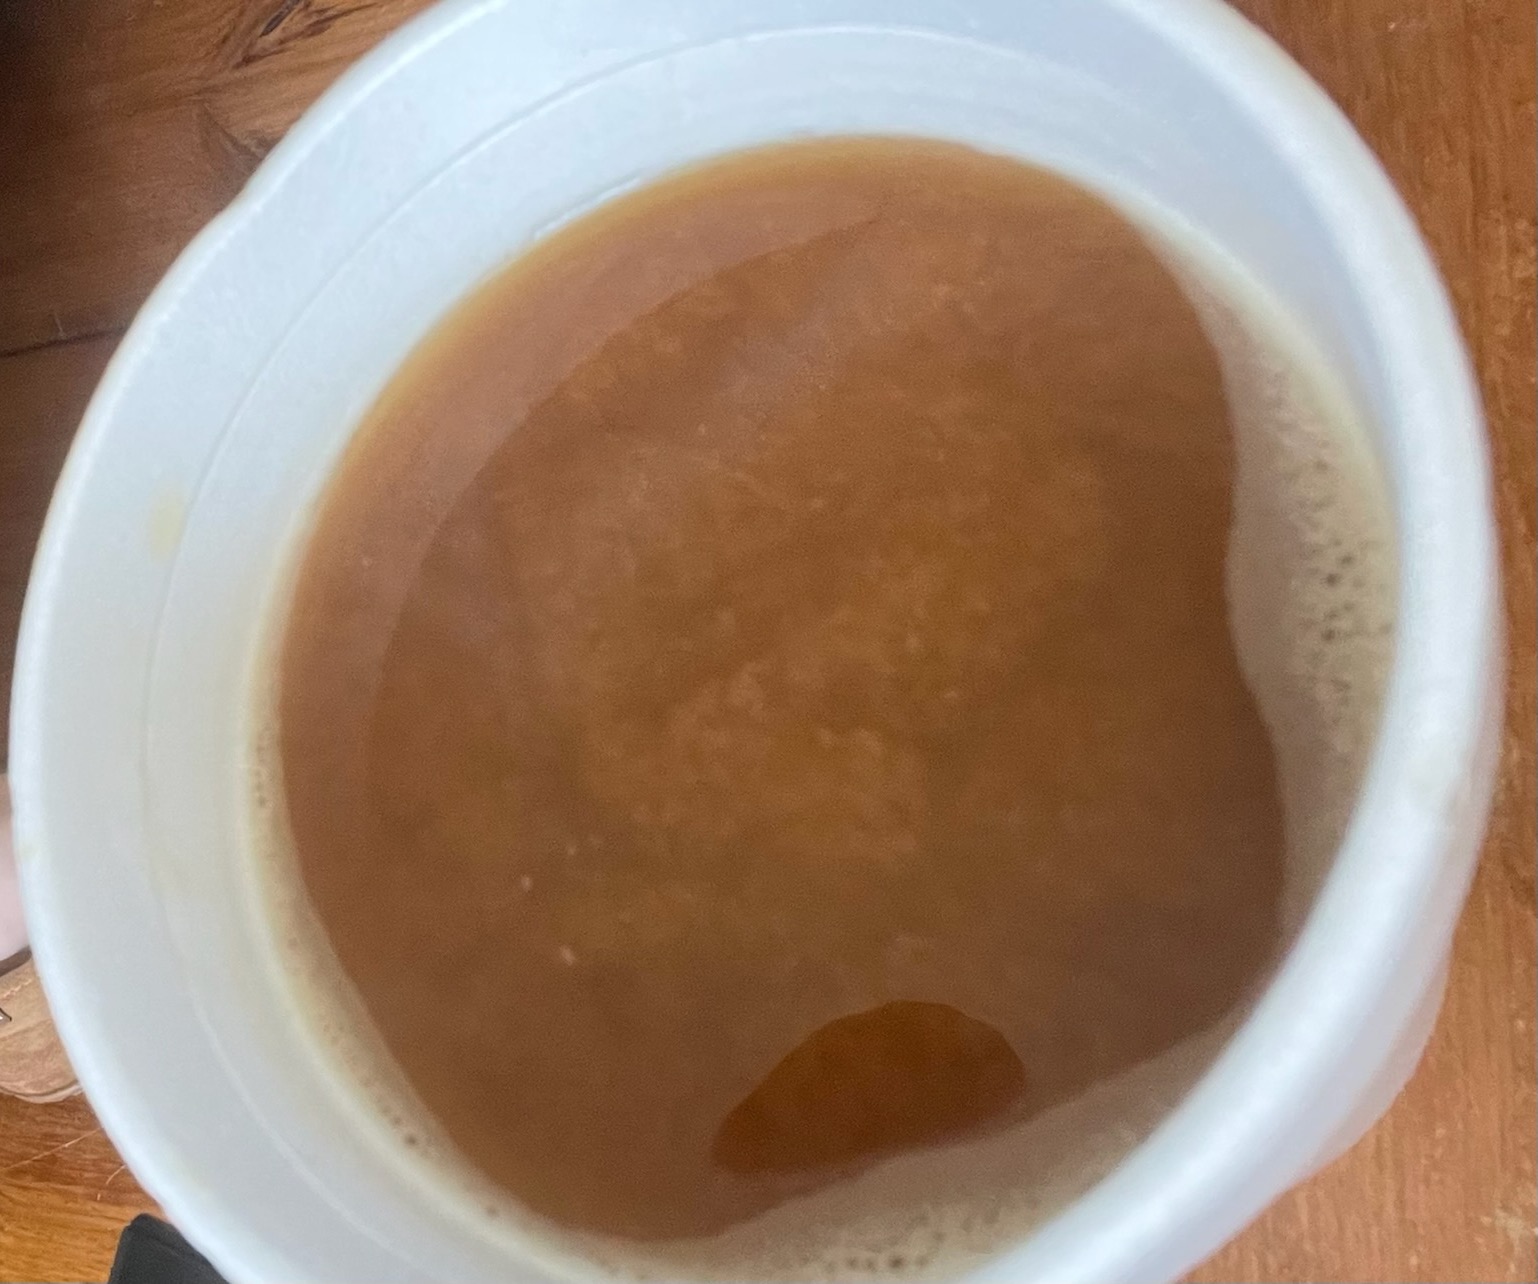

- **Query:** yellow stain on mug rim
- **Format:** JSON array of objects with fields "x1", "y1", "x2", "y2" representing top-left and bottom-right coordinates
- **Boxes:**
[{"x1": 147, "y1": 489, "x2": 188, "y2": 559}]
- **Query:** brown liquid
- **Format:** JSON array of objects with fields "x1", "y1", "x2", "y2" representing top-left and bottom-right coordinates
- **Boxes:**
[{"x1": 278, "y1": 139, "x2": 1285, "y2": 1246}]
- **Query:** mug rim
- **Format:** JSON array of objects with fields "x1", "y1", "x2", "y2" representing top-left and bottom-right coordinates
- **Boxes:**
[{"x1": 10, "y1": 1, "x2": 1501, "y2": 1280}]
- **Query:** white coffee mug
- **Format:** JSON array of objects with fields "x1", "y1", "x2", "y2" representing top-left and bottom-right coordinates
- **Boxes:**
[{"x1": 6, "y1": 1, "x2": 1501, "y2": 1281}]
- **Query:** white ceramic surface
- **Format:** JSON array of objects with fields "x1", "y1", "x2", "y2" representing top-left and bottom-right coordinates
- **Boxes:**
[{"x1": 9, "y1": 1, "x2": 1500, "y2": 1281}]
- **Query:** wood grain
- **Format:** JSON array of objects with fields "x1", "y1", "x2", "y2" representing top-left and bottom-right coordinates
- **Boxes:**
[
  {"x1": 0, "y1": 0, "x2": 432, "y2": 354},
  {"x1": 0, "y1": 2, "x2": 1531, "y2": 1281},
  {"x1": 0, "y1": 1093, "x2": 153, "y2": 1281},
  {"x1": 0, "y1": 338, "x2": 119, "y2": 741}
]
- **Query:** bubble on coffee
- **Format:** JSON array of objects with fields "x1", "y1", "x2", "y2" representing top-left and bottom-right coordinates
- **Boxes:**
[{"x1": 251, "y1": 144, "x2": 1395, "y2": 1283}]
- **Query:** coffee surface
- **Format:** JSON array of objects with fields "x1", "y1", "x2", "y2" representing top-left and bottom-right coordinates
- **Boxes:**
[{"x1": 278, "y1": 139, "x2": 1287, "y2": 1247}]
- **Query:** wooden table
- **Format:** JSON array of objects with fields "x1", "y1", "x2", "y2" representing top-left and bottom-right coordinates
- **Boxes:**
[{"x1": 0, "y1": 3, "x2": 1531, "y2": 1280}]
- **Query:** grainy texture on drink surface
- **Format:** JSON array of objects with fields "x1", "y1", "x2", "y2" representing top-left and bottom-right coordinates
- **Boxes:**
[{"x1": 279, "y1": 138, "x2": 1286, "y2": 1247}]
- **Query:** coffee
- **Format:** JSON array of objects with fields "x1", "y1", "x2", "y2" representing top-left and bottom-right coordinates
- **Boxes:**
[{"x1": 269, "y1": 138, "x2": 1393, "y2": 1278}]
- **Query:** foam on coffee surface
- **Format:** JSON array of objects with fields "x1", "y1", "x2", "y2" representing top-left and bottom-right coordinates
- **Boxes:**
[
  {"x1": 1202, "y1": 280, "x2": 1397, "y2": 929},
  {"x1": 592, "y1": 233, "x2": 1395, "y2": 1284},
  {"x1": 260, "y1": 851, "x2": 1238, "y2": 1284},
  {"x1": 254, "y1": 160, "x2": 1395, "y2": 1282}
]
